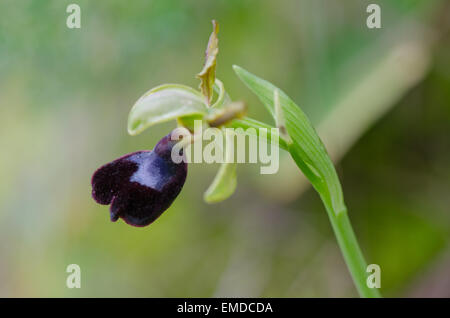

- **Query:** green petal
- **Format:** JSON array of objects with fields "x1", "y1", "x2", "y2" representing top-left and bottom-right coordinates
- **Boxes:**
[
  {"x1": 203, "y1": 129, "x2": 237, "y2": 204},
  {"x1": 128, "y1": 84, "x2": 207, "y2": 135},
  {"x1": 203, "y1": 162, "x2": 237, "y2": 204}
]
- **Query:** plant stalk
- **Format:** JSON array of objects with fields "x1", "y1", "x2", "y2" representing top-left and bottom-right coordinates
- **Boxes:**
[
  {"x1": 322, "y1": 200, "x2": 381, "y2": 298},
  {"x1": 229, "y1": 117, "x2": 381, "y2": 297}
]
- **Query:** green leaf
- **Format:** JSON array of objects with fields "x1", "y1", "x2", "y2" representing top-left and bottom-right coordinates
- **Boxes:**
[
  {"x1": 197, "y1": 20, "x2": 219, "y2": 105},
  {"x1": 128, "y1": 84, "x2": 207, "y2": 135},
  {"x1": 233, "y1": 65, "x2": 345, "y2": 215},
  {"x1": 227, "y1": 117, "x2": 290, "y2": 151},
  {"x1": 204, "y1": 162, "x2": 237, "y2": 204}
]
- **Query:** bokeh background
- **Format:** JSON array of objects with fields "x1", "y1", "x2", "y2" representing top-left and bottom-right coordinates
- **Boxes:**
[{"x1": 1, "y1": 0, "x2": 449, "y2": 297}]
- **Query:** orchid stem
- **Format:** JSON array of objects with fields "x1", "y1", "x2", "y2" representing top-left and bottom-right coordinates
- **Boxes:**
[{"x1": 322, "y1": 200, "x2": 381, "y2": 298}]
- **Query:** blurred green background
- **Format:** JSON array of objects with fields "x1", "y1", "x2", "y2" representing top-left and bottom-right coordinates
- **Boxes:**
[{"x1": 0, "y1": 0, "x2": 449, "y2": 297}]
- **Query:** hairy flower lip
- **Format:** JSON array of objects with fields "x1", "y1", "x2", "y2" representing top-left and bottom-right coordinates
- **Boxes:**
[
  {"x1": 91, "y1": 133, "x2": 187, "y2": 227},
  {"x1": 91, "y1": 150, "x2": 148, "y2": 205}
]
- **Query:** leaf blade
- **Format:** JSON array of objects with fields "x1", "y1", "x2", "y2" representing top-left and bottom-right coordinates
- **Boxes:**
[
  {"x1": 227, "y1": 117, "x2": 290, "y2": 151},
  {"x1": 233, "y1": 65, "x2": 345, "y2": 214}
]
